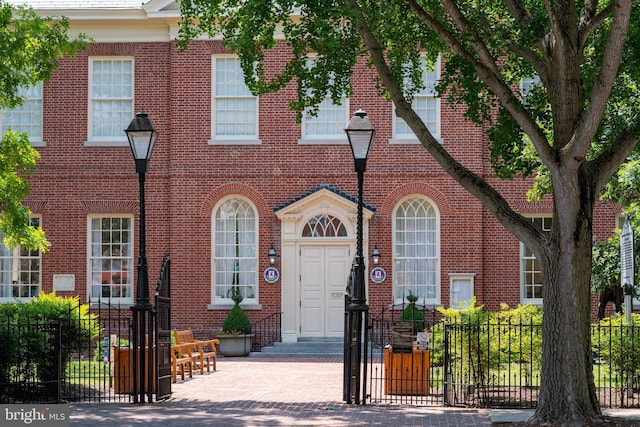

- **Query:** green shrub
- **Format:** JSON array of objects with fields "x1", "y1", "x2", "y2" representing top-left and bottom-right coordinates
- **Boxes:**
[
  {"x1": 593, "y1": 313, "x2": 640, "y2": 378},
  {"x1": 492, "y1": 303, "x2": 543, "y2": 386},
  {"x1": 222, "y1": 287, "x2": 251, "y2": 334},
  {"x1": 430, "y1": 299, "x2": 542, "y2": 387},
  {"x1": 0, "y1": 292, "x2": 100, "y2": 386},
  {"x1": 399, "y1": 292, "x2": 426, "y2": 334}
]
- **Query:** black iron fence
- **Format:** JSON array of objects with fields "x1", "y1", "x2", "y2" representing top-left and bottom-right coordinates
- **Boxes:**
[
  {"x1": 250, "y1": 312, "x2": 282, "y2": 352},
  {"x1": 7, "y1": 296, "x2": 640, "y2": 409},
  {"x1": 1, "y1": 303, "x2": 280, "y2": 404},
  {"x1": 367, "y1": 306, "x2": 640, "y2": 409},
  {"x1": 0, "y1": 302, "x2": 134, "y2": 404}
]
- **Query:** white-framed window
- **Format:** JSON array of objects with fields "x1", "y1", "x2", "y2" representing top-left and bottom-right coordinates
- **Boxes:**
[
  {"x1": 87, "y1": 57, "x2": 134, "y2": 145},
  {"x1": 299, "y1": 58, "x2": 349, "y2": 143},
  {"x1": 0, "y1": 217, "x2": 42, "y2": 302},
  {"x1": 393, "y1": 196, "x2": 440, "y2": 304},
  {"x1": 302, "y1": 214, "x2": 348, "y2": 237},
  {"x1": 449, "y1": 273, "x2": 475, "y2": 309},
  {"x1": 520, "y1": 75, "x2": 541, "y2": 105},
  {"x1": 300, "y1": 97, "x2": 349, "y2": 143},
  {"x1": 1, "y1": 83, "x2": 44, "y2": 146},
  {"x1": 212, "y1": 197, "x2": 258, "y2": 304},
  {"x1": 521, "y1": 216, "x2": 552, "y2": 305},
  {"x1": 210, "y1": 56, "x2": 260, "y2": 145},
  {"x1": 392, "y1": 57, "x2": 440, "y2": 142},
  {"x1": 88, "y1": 216, "x2": 134, "y2": 304}
]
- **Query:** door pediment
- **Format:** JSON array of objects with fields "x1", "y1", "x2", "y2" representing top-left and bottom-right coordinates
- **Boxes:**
[{"x1": 275, "y1": 184, "x2": 375, "y2": 221}]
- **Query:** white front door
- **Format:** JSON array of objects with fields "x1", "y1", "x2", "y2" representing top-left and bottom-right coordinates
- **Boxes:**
[{"x1": 300, "y1": 245, "x2": 350, "y2": 338}]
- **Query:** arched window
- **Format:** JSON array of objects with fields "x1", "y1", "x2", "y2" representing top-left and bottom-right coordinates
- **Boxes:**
[
  {"x1": 302, "y1": 214, "x2": 347, "y2": 237},
  {"x1": 393, "y1": 197, "x2": 439, "y2": 303},
  {"x1": 213, "y1": 198, "x2": 257, "y2": 303}
]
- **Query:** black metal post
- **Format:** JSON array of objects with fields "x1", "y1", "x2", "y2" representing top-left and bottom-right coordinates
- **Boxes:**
[
  {"x1": 131, "y1": 169, "x2": 152, "y2": 403},
  {"x1": 345, "y1": 166, "x2": 369, "y2": 404}
]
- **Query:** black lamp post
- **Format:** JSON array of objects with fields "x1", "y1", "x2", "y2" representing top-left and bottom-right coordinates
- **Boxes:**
[
  {"x1": 125, "y1": 111, "x2": 158, "y2": 403},
  {"x1": 343, "y1": 109, "x2": 374, "y2": 404}
]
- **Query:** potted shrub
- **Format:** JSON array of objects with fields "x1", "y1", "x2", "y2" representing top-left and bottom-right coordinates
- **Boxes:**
[
  {"x1": 216, "y1": 287, "x2": 253, "y2": 356},
  {"x1": 400, "y1": 291, "x2": 426, "y2": 334}
]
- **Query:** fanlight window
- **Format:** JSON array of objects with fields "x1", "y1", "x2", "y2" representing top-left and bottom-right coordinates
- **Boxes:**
[{"x1": 302, "y1": 214, "x2": 347, "y2": 237}]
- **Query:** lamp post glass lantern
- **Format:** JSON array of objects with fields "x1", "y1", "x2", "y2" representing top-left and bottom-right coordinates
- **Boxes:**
[
  {"x1": 345, "y1": 109, "x2": 375, "y2": 173},
  {"x1": 343, "y1": 109, "x2": 374, "y2": 405},
  {"x1": 126, "y1": 111, "x2": 159, "y2": 173},
  {"x1": 125, "y1": 110, "x2": 158, "y2": 404}
]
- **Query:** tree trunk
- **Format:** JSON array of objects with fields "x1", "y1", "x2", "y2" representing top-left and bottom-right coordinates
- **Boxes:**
[{"x1": 531, "y1": 171, "x2": 601, "y2": 424}]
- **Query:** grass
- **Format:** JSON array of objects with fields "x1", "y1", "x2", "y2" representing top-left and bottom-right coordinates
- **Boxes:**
[
  {"x1": 65, "y1": 360, "x2": 111, "y2": 387},
  {"x1": 428, "y1": 361, "x2": 636, "y2": 389}
]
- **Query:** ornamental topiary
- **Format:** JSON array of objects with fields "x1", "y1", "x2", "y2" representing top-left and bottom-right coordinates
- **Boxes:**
[
  {"x1": 399, "y1": 291, "x2": 426, "y2": 334},
  {"x1": 222, "y1": 287, "x2": 251, "y2": 334}
]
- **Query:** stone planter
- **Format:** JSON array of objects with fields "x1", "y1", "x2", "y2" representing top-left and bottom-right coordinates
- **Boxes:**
[{"x1": 217, "y1": 334, "x2": 253, "y2": 357}]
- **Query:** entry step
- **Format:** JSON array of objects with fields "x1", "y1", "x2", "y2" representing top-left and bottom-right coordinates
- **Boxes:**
[{"x1": 250, "y1": 338, "x2": 343, "y2": 358}]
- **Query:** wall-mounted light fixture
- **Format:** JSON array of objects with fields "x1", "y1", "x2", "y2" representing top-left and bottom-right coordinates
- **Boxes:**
[
  {"x1": 268, "y1": 245, "x2": 277, "y2": 266},
  {"x1": 372, "y1": 246, "x2": 380, "y2": 266}
]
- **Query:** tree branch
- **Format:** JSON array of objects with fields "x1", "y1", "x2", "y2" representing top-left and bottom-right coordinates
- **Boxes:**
[
  {"x1": 345, "y1": 0, "x2": 544, "y2": 249},
  {"x1": 590, "y1": 126, "x2": 640, "y2": 193},
  {"x1": 570, "y1": 0, "x2": 632, "y2": 162},
  {"x1": 406, "y1": 0, "x2": 554, "y2": 167},
  {"x1": 578, "y1": 1, "x2": 617, "y2": 47}
]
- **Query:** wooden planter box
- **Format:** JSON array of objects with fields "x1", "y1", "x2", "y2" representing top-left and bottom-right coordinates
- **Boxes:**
[
  {"x1": 383, "y1": 347, "x2": 429, "y2": 395},
  {"x1": 112, "y1": 346, "x2": 156, "y2": 394}
]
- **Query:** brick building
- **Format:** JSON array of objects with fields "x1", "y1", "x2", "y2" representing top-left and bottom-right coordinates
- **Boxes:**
[{"x1": 1, "y1": 0, "x2": 620, "y2": 340}]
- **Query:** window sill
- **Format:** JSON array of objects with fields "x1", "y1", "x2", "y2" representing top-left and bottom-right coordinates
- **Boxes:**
[
  {"x1": 389, "y1": 137, "x2": 444, "y2": 145},
  {"x1": 388, "y1": 302, "x2": 441, "y2": 310},
  {"x1": 208, "y1": 303, "x2": 262, "y2": 310},
  {"x1": 297, "y1": 138, "x2": 348, "y2": 145},
  {"x1": 208, "y1": 138, "x2": 262, "y2": 146},
  {"x1": 90, "y1": 300, "x2": 133, "y2": 309},
  {"x1": 84, "y1": 140, "x2": 129, "y2": 147}
]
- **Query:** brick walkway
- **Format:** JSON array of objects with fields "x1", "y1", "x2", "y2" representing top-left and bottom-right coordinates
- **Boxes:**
[{"x1": 69, "y1": 358, "x2": 493, "y2": 426}]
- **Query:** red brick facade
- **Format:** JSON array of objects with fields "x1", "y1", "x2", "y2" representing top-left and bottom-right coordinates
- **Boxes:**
[{"x1": 15, "y1": 3, "x2": 620, "y2": 337}]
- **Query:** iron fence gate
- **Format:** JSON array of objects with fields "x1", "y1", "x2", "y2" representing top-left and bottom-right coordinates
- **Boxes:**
[
  {"x1": 0, "y1": 254, "x2": 171, "y2": 404},
  {"x1": 154, "y1": 253, "x2": 172, "y2": 401},
  {"x1": 366, "y1": 307, "x2": 640, "y2": 409}
]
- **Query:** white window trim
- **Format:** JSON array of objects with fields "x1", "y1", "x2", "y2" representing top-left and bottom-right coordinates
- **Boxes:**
[
  {"x1": 1, "y1": 82, "x2": 45, "y2": 147},
  {"x1": 85, "y1": 56, "x2": 134, "y2": 147},
  {"x1": 392, "y1": 195, "x2": 441, "y2": 306},
  {"x1": 87, "y1": 214, "x2": 135, "y2": 306},
  {"x1": 209, "y1": 55, "x2": 261, "y2": 145},
  {"x1": 520, "y1": 75, "x2": 541, "y2": 105},
  {"x1": 390, "y1": 57, "x2": 442, "y2": 144},
  {"x1": 208, "y1": 196, "x2": 261, "y2": 308},
  {"x1": 520, "y1": 215, "x2": 551, "y2": 305},
  {"x1": 449, "y1": 272, "x2": 475, "y2": 309},
  {"x1": 299, "y1": 97, "x2": 350, "y2": 144},
  {"x1": 0, "y1": 216, "x2": 42, "y2": 303}
]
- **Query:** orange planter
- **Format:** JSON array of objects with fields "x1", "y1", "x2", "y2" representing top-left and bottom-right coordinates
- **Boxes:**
[{"x1": 383, "y1": 347, "x2": 429, "y2": 395}]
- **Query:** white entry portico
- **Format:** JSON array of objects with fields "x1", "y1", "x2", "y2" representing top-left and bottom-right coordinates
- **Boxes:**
[{"x1": 275, "y1": 185, "x2": 374, "y2": 343}]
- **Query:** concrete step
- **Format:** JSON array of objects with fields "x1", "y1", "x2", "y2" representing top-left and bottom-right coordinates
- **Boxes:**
[{"x1": 250, "y1": 338, "x2": 344, "y2": 358}]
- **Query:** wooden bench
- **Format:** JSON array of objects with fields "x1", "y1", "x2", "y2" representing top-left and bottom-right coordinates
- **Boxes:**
[
  {"x1": 173, "y1": 329, "x2": 219, "y2": 374},
  {"x1": 171, "y1": 344, "x2": 193, "y2": 383}
]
